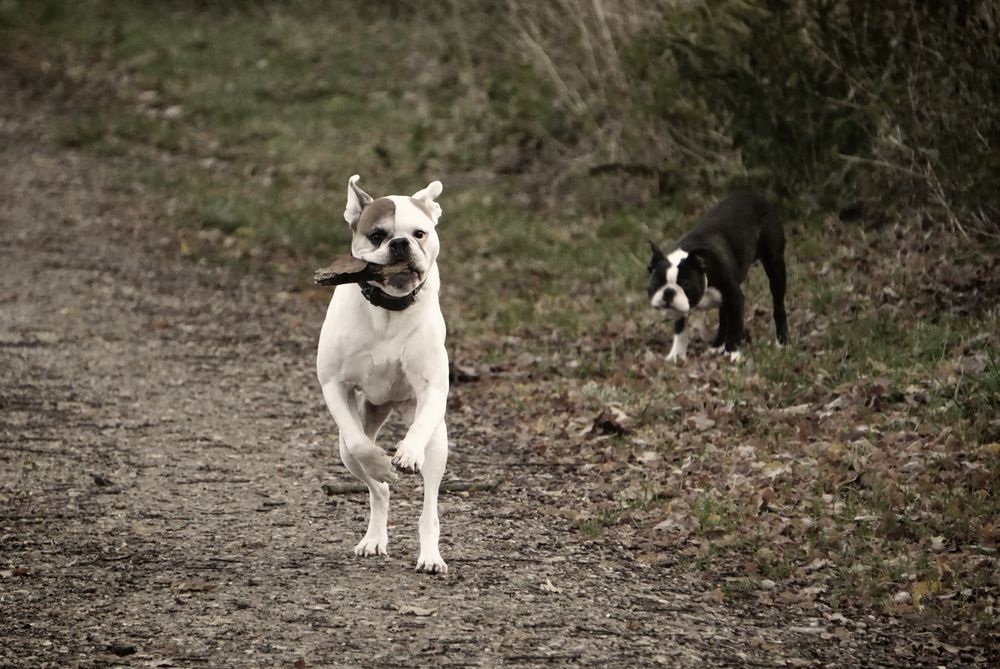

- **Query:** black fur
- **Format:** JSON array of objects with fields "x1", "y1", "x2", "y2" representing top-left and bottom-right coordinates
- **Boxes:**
[{"x1": 648, "y1": 192, "x2": 789, "y2": 354}]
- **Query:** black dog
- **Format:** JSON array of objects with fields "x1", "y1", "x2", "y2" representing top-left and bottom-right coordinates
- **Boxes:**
[{"x1": 647, "y1": 192, "x2": 788, "y2": 362}]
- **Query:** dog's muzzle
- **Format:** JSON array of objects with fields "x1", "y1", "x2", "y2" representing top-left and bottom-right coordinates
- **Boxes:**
[{"x1": 389, "y1": 238, "x2": 412, "y2": 263}]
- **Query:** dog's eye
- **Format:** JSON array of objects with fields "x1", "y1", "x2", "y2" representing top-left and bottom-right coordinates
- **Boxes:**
[
  {"x1": 368, "y1": 231, "x2": 386, "y2": 245},
  {"x1": 414, "y1": 230, "x2": 426, "y2": 240}
]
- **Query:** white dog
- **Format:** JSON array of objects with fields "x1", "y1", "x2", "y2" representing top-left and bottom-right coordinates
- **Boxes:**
[{"x1": 316, "y1": 175, "x2": 450, "y2": 573}]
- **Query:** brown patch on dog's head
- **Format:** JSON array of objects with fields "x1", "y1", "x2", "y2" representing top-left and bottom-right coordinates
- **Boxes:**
[{"x1": 355, "y1": 198, "x2": 395, "y2": 237}]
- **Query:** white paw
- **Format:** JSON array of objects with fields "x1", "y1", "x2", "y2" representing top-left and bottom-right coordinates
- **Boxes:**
[
  {"x1": 392, "y1": 439, "x2": 425, "y2": 473},
  {"x1": 665, "y1": 351, "x2": 686, "y2": 363},
  {"x1": 415, "y1": 551, "x2": 448, "y2": 574},
  {"x1": 359, "y1": 451, "x2": 399, "y2": 483},
  {"x1": 709, "y1": 344, "x2": 725, "y2": 355},
  {"x1": 354, "y1": 533, "x2": 388, "y2": 557},
  {"x1": 727, "y1": 350, "x2": 744, "y2": 363}
]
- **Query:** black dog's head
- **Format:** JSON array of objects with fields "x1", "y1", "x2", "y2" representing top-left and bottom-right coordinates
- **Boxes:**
[{"x1": 647, "y1": 242, "x2": 707, "y2": 318}]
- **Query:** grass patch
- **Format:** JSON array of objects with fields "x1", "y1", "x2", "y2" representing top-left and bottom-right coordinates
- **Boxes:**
[{"x1": 579, "y1": 509, "x2": 621, "y2": 540}]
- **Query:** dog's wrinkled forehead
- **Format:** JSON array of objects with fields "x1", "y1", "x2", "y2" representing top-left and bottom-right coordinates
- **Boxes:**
[
  {"x1": 355, "y1": 198, "x2": 395, "y2": 236},
  {"x1": 355, "y1": 197, "x2": 438, "y2": 238}
]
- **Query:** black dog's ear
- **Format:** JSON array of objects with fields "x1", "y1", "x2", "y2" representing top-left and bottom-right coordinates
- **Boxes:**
[{"x1": 647, "y1": 241, "x2": 665, "y2": 274}]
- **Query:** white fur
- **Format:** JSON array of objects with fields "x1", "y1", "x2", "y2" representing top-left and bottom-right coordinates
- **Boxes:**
[
  {"x1": 666, "y1": 327, "x2": 689, "y2": 363},
  {"x1": 649, "y1": 288, "x2": 663, "y2": 310},
  {"x1": 318, "y1": 176, "x2": 449, "y2": 573},
  {"x1": 649, "y1": 284, "x2": 687, "y2": 318},
  {"x1": 665, "y1": 249, "x2": 687, "y2": 279},
  {"x1": 412, "y1": 181, "x2": 443, "y2": 223},
  {"x1": 344, "y1": 174, "x2": 373, "y2": 227},
  {"x1": 649, "y1": 284, "x2": 689, "y2": 315},
  {"x1": 672, "y1": 290, "x2": 691, "y2": 313}
]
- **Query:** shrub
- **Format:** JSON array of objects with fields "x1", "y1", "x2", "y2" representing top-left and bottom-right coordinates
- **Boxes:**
[
  {"x1": 457, "y1": 0, "x2": 1000, "y2": 233},
  {"x1": 658, "y1": 0, "x2": 1000, "y2": 233}
]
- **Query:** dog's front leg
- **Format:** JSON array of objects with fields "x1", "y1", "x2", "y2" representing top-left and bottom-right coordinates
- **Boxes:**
[
  {"x1": 392, "y1": 379, "x2": 450, "y2": 573},
  {"x1": 709, "y1": 308, "x2": 728, "y2": 354},
  {"x1": 415, "y1": 420, "x2": 449, "y2": 573},
  {"x1": 723, "y1": 288, "x2": 745, "y2": 361},
  {"x1": 321, "y1": 381, "x2": 398, "y2": 484},
  {"x1": 666, "y1": 318, "x2": 689, "y2": 363},
  {"x1": 391, "y1": 385, "x2": 447, "y2": 473}
]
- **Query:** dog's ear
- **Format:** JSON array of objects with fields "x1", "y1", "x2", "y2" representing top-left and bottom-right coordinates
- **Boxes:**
[
  {"x1": 344, "y1": 174, "x2": 374, "y2": 229},
  {"x1": 411, "y1": 180, "x2": 443, "y2": 224},
  {"x1": 647, "y1": 241, "x2": 665, "y2": 274}
]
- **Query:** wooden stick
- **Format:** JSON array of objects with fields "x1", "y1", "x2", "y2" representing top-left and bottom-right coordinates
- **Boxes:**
[
  {"x1": 313, "y1": 255, "x2": 413, "y2": 286},
  {"x1": 441, "y1": 479, "x2": 500, "y2": 493},
  {"x1": 322, "y1": 479, "x2": 500, "y2": 496}
]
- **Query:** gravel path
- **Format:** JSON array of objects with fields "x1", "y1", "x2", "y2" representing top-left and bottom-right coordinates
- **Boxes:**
[{"x1": 0, "y1": 79, "x2": 961, "y2": 668}]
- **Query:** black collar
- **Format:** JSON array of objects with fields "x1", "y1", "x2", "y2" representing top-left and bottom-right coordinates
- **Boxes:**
[{"x1": 359, "y1": 281, "x2": 425, "y2": 311}]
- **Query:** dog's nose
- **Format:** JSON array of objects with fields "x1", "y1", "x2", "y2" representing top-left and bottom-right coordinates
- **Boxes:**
[
  {"x1": 388, "y1": 237, "x2": 410, "y2": 260},
  {"x1": 662, "y1": 288, "x2": 675, "y2": 304}
]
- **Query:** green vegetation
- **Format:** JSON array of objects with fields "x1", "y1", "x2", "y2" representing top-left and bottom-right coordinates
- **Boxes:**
[{"x1": 2, "y1": 0, "x2": 997, "y2": 640}]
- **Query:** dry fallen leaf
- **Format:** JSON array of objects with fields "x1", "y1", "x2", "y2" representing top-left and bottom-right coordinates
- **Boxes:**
[
  {"x1": 540, "y1": 578, "x2": 562, "y2": 594},
  {"x1": 701, "y1": 588, "x2": 725, "y2": 604},
  {"x1": 130, "y1": 521, "x2": 153, "y2": 536},
  {"x1": 588, "y1": 407, "x2": 632, "y2": 436},
  {"x1": 912, "y1": 580, "x2": 941, "y2": 608},
  {"x1": 687, "y1": 413, "x2": 715, "y2": 432}
]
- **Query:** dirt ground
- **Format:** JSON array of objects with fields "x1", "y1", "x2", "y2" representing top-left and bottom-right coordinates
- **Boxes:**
[{"x1": 0, "y1": 80, "x2": 984, "y2": 668}]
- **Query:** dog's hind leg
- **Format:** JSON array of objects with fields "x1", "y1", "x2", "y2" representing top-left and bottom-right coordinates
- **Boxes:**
[
  {"x1": 334, "y1": 399, "x2": 394, "y2": 557},
  {"x1": 762, "y1": 247, "x2": 789, "y2": 345},
  {"x1": 415, "y1": 420, "x2": 449, "y2": 573},
  {"x1": 321, "y1": 381, "x2": 397, "y2": 484},
  {"x1": 759, "y1": 214, "x2": 789, "y2": 346},
  {"x1": 339, "y1": 433, "x2": 391, "y2": 557}
]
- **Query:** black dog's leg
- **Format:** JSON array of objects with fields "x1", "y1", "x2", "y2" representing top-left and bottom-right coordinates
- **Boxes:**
[
  {"x1": 723, "y1": 288, "x2": 745, "y2": 353},
  {"x1": 667, "y1": 317, "x2": 688, "y2": 361},
  {"x1": 762, "y1": 250, "x2": 789, "y2": 345},
  {"x1": 711, "y1": 308, "x2": 727, "y2": 349}
]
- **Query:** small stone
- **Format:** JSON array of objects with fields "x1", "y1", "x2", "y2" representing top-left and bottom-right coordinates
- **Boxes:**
[{"x1": 108, "y1": 642, "x2": 136, "y2": 657}]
